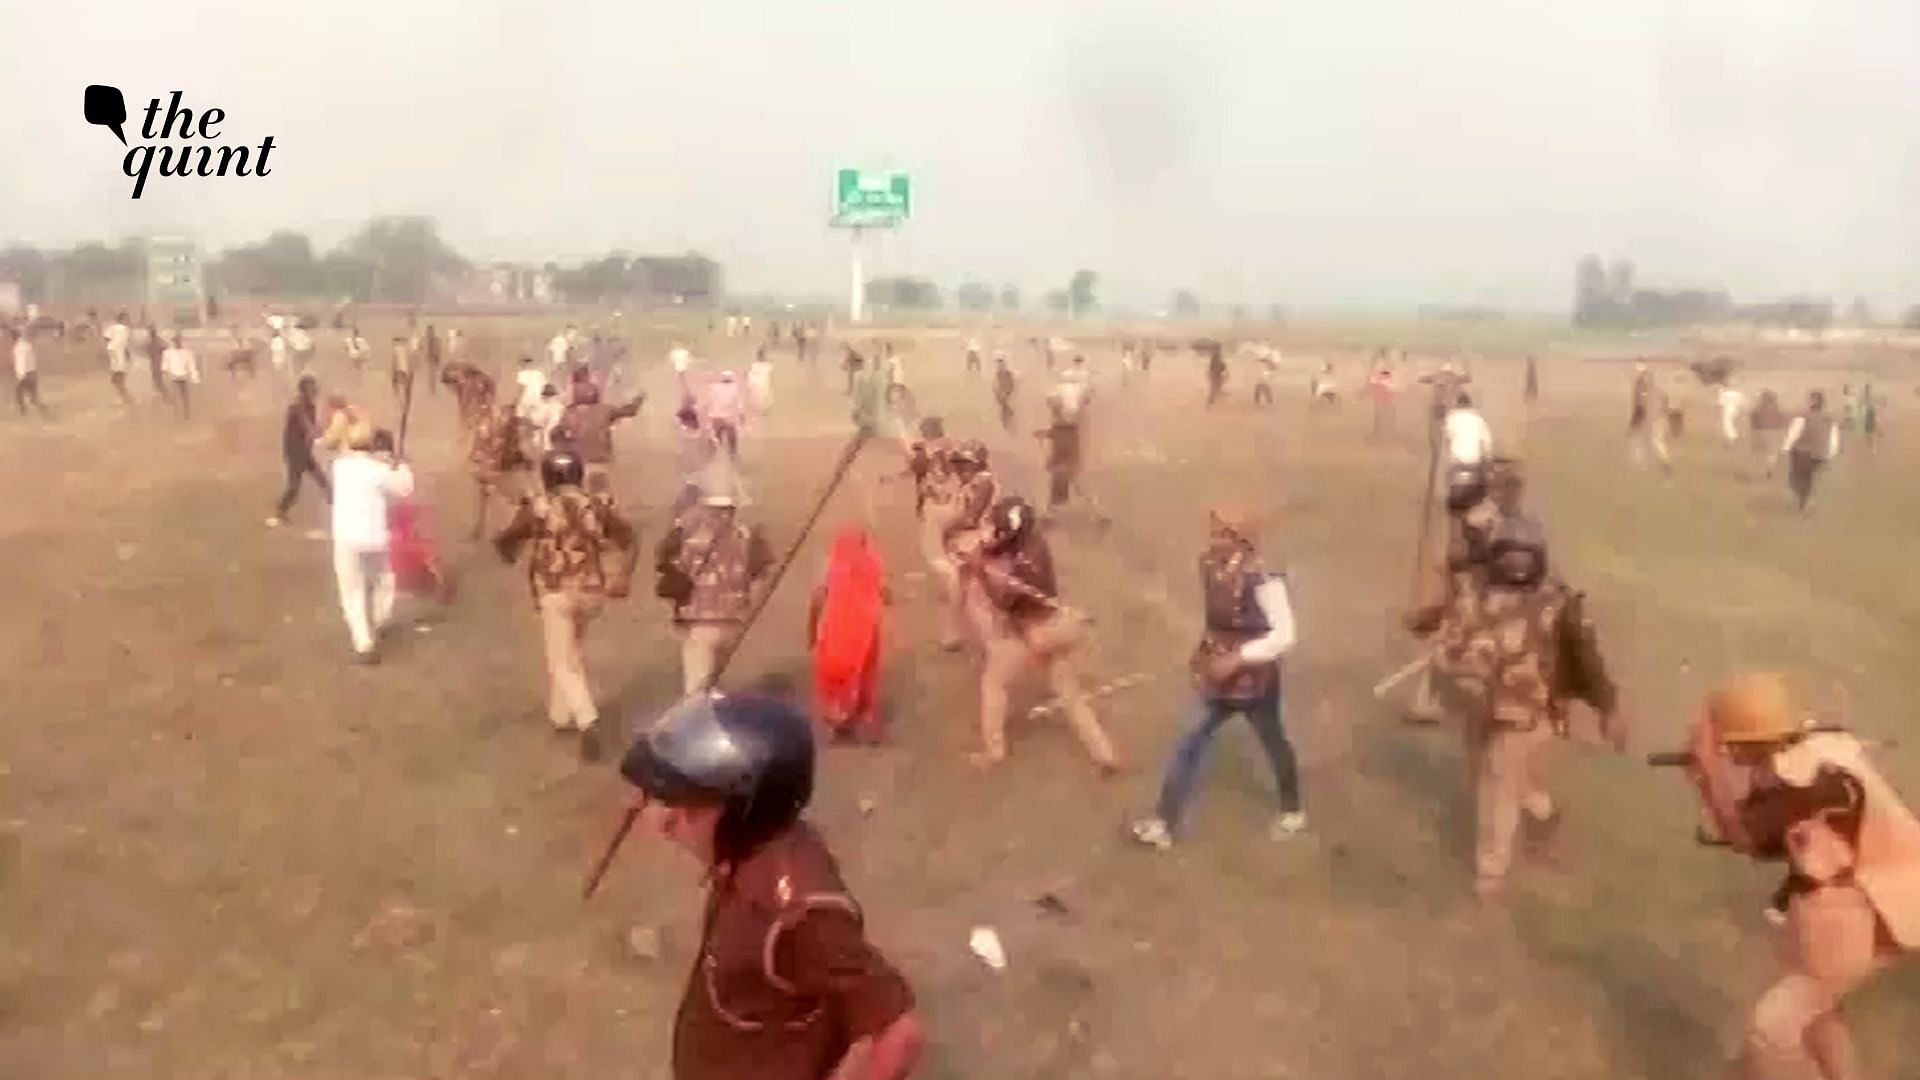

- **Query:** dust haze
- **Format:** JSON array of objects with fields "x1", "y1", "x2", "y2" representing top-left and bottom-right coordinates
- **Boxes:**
[{"x1": 5, "y1": 0, "x2": 1920, "y2": 310}]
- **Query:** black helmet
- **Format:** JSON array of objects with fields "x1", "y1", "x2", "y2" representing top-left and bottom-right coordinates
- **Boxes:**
[
  {"x1": 1444, "y1": 465, "x2": 1487, "y2": 513},
  {"x1": 1485, "y1": 512, "x2": 1548, "y2": 588},
  {"x1": 986, "y1": 495, "x2": 1037, "y2": 553},
  {"x1": 540, "y1": 449, "x2": 585, "y2": 491},
  {"x1": 918, "y1": 415, "x2": 946, "y2": 439},
  {"x1": 621, "y1": 693, "x2": 815, "y2": 865},
  {"x1": 1485, "y1": 456, "x2": 1525, "y2": 510},
  {"x1": 949, "y1": 439, "x2": 988, "y2": 470}
]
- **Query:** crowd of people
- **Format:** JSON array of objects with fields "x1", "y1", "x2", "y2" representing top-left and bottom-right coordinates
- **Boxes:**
[{"x1": 3, "y1": 309, "x2": 1915, "y2": 1080}]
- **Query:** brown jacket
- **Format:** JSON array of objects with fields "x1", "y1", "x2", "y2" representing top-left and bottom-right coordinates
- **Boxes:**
[
  {"x1": 673, "y1": 823, "x2": 915, "y2": 1080},
  {"x1": 493, "y1": 487, "x2": 639, "y2": 600},
  {"x1": 658, "y1": 506, "x2": 773, "y2": 624},
  {"x1": 1425, "y1": 574, "x2": 1615, "y2": 731},
  {"x1": 556, "y1": 397, "x2": 644, "y2": 464}
]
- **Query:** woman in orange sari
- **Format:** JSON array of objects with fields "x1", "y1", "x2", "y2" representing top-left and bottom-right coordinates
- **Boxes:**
[{"x1": 809, "y1": 526, "x2": 888, "y2": 743}]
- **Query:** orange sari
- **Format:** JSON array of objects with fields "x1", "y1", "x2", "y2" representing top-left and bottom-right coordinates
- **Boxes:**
[{"x1": 813, "y1": 527, "x2": 885, "y2": 737}]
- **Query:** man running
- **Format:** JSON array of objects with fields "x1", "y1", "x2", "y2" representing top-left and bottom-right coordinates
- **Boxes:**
[{"x1": 268, "y1": 375, "x2": 330, "y2": 528}]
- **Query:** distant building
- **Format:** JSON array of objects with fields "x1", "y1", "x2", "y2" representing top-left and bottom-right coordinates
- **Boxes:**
[
  {"x1": 1607, "y1": 259, "x2": 1635, "y2": 304},
  {"x1": 449, "y1": 264, "x2": 556, "y2": 305},
  {"x1": 630, "y1": 254, "x2": 722, "y2": 306}
]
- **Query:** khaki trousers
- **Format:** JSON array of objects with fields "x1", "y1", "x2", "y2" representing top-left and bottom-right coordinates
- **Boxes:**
[
  {"x1": 971, "y1": 590, "x2": 1115, "y2": 769},
  {"x1": 1463, "y1": 716, "x2": 1555, "y2": 886},
  {"x1": 539, "y1": 589, "x2": 602, "y2": 729},
  {"x1": 919, "y1": 502, "x2": 967, "y2": 644},
  {"x1": 677, "y1": 622, "x2": 738, "y2": 695},
  {"x1": 1743, "y1": 885, "x2": 1895, "y2": 1080}
]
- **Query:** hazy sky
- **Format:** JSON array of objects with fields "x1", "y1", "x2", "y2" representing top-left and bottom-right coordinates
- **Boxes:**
[{"x1": 6, "y1": 0, "x2": 1920, "y2": 311}]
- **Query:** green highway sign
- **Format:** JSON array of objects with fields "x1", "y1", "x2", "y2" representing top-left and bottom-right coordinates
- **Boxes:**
[
  {"x1": 146, "y1": 236, "x2": 204, "y2": 308},
  {"x1": 832, "y1": 168, "x2": 910, "y2": 228}
]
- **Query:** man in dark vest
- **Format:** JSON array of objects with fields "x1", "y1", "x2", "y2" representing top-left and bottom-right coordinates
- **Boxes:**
[
  {"x1": 1777, "y1": 390, "x2": 1840, "y2": 512},
  {"x1": 1132, "y1": 506, "x2": 1303, "y2": 848}
]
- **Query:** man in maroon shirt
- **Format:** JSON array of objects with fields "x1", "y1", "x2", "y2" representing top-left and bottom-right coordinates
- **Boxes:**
[{"x1": 618, "y1": 693, "x2": 926, "y2": 1080}]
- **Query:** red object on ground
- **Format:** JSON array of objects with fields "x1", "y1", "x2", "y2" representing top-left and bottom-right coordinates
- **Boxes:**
[
  {"x1": 389, "y1": 497, "x2": 454, "y2": 601},
  {"x1": 813, "y1": 526, "x2": 884, "y2": 739}
]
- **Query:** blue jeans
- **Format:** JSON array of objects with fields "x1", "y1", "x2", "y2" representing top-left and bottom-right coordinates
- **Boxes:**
[{"x1": 1154, "y1": 691, "x2": 1302, "y2": 832}]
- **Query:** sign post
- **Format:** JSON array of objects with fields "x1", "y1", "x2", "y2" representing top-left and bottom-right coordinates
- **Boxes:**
[
  {"x1": 830, "y1": 168, "x2": 910, "y2": 324},
  {"x1": 145, "y1": 235, "x2": 205, "y2": 325}
]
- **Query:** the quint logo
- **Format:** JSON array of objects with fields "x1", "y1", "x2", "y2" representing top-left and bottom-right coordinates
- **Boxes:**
[{"x1": 84, "y1": 85, "x2": 277, "y2": 200}]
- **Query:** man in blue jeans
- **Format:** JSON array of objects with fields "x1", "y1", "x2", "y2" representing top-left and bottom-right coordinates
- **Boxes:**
[{"x1": 1132, "y1": 506, "x2": 1303, "y2": 848}]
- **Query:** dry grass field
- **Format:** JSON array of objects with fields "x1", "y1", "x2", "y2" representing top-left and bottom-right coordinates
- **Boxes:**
[{"x1": 2, "y1": 310, "x2": 1916, "y2": 1079}]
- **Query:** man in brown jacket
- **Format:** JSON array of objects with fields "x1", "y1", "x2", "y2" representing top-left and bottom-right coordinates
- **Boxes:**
[
  {"x1": 553, "y1": 382, "x2": 645, "y2": 494},
  {"x1": 656, "y1": 471, "x2": 774, "y2": 694},
  {"x1": 494, "y1": 449, "x2": 639, "y2": 760}
]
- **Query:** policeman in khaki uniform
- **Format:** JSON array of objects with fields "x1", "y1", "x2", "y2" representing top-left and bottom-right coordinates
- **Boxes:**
[
  {"x1": 493, "y1": 449, "x2": 639, "y2": 760},
  {"x1": 1407, "y1": 479, "x2": 1624, "y2": 900},
  {"x1": 956, "y1": 496, "x2": 1118, "y2": 773},
  {"x1": 904, "y1": 418, "x2": 959, "y2": 646},
  {"x1": 1682, "y1": 673, "x2": 1920, "y2": 1080},
  {"x1": 466, "y1": 399, "x2": 529, "y2": 539},
  {"x1": 923, "y1": 439, "x2": 996, "y2": 650},
  {"x1": 1407, "y1": 457, "x2": 1519, "y2": 725},
  {"x1": 655, "y1": 467, "x2": 773, "y2": 694}
]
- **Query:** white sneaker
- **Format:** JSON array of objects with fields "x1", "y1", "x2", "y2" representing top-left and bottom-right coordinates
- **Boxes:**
[
  {"x1": 1129, "y1": 817, "x2": 1174, "y2": 851},
  {"x1": 264, "y1": 515, "x2": 284, "y2": 528},
  {"x1": 1271, "y1": 812, "x2": 1308, "y2": 839}
]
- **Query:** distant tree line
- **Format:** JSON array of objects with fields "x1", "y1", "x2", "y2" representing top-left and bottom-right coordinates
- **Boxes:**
[
  {"x1": 552, "y1": 252, "x2": 723, "y2": 305},
  {"x1": 1573, "y1": 254, "x2": 1846, "y2": 331},
  {"x1": 0, "y1": 216, "x2": 467, "y2": 307},
  {"x1": 865, "y1": 269, "x2": 1101, "y2": 316}
]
